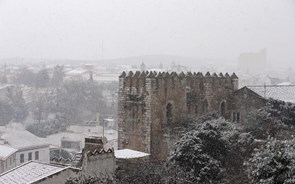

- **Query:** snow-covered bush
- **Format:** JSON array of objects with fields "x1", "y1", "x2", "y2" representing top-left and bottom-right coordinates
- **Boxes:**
[
  {"x1": 246, "y1": 99, "x2": 295, "y2": 139},
  {"x1": 247, "y1": 138, "x2": 295, "y2": 184},
  {"x1": 169, "y1": 118, "x2": 254, "y2": 183}
]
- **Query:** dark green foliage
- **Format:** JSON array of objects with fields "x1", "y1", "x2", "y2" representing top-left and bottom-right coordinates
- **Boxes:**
[
  {"x1": 66, "y1": 160, "x2": 193, "y2": 184},
  {"x1": 265, "y1": 99, "x2": 295, "y2": 126},
  {"x1": 245, "y1": 99, "x2": 295, "y2": 139},
  {"x1": 50, "y1": 148, "x2": 72, "y2": 160},
  {"x1": 27, "y1": 79, "x2": 115, "y2": 137},
  {"x1": 179, "y1": 111, "x2": 220, "y2": 130},
  {"x1": 66, "y1": 175, "x2": 112, "y2": 184},
  {"x1": 26, "y1": 114, "x2": 67, "y2": 137},
  {"x1": 0, "y1": 86, "x2": 28, "y2": 125},
  {"x1": 32, "y1": 95, "x2": 48, "y2": 123},
  {"x1": 8, "y1": 87, "x2": 28, "y2": 121},
  {"x1": 15, "y1": 67, "x2": 35, "y2": 86},
  {"x1": 50, "y1": 65, "x2": 65, "y2": 87},
  {"x1": 15, "y1": 67, "x2": 51, "y2": 88},
  {"x1": 35, "y1": 69, "x2": 50, "y2": 87},
  {"x1": 247, "y1": 138, "x2": 295, "y2": 184},
  {"x1": 0, "y1": 75, "x2": 8, "y2": 83},
  {"x1": 170, "y1": 117, "x2": 254, "y2": 183},
  {"x1": 0, "y1": 100, "x2": 14, "y2": 125},
  {"x1": 48, "y1": 79, "x2": 107, "y2": 124}
]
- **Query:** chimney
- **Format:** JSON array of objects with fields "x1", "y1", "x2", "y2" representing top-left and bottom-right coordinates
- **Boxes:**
[{"x1": 84, "y1": 136, "x2": 105, "y2": 152}]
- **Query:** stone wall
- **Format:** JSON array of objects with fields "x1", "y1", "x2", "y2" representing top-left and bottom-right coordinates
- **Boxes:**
[
  {"x1": 230, "y1": 87, "x2": 267, "y2": 124},
  {"x1": 118, "y1": 71, "x2": 239, "y2": 160},
  {"x1": 38, "y1": 168, "x2": 79, "y2": 184},
  {"x1": 81, "y1": 137, "x2": 116, "y2": 177},
  {"x1": 82, "y1": 149, "x2": 116, "y2": 177}
]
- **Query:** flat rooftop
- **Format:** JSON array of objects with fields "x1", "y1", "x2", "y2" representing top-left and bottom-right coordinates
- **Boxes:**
[{"x1": 115, "y1": 149, "x2": 149, "y2": 159}]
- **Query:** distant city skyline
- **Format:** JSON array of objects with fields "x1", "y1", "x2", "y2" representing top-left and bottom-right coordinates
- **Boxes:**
[{"x1": 0, "y1": 0, "x2": 294, "y2": 67}]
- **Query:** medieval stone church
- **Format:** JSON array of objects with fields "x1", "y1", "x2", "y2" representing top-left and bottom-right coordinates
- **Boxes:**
[{"x1": 118, "y1": 71, "x2": 266, "y2": 160}]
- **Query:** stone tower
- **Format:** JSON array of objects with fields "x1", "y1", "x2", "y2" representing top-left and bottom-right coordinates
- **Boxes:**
[{"x1": 118, "y1": 71, "x2": 239, "y2": 160}]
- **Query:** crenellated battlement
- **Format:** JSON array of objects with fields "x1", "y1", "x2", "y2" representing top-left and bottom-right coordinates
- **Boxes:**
[
  {"x1": 118, "y1": 70, "x2": 239, "y2": 160},
  {"x1": 118, "y1": 69, "x2": 266, "y2": 161},
  {"x1": 119, "y1": 71, "x2": 238, "y2": 80},
  {"x1": 119, "y1": 71, "x2": 239, "y2": 93}
]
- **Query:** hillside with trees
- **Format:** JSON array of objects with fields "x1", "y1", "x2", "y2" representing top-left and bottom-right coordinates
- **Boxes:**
[{"x1": 1, "y1": 65, "x2": 117, "y2": 137}]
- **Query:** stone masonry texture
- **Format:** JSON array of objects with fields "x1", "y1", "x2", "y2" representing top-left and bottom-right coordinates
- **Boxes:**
[{"x1": 118, "y1": 71, "x2": 265, "y2": 160}]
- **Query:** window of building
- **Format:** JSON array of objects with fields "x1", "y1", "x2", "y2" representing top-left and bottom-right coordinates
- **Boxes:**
[
  {"x1": 20, "y1": 154, "x2": 24, "y2": 163},
  {"x1": 237, "y1": 112, "x2": 240, "y2": 123},
  {"x1": 220, "y1": 101, "x2": 226, "y2": 117},
  {"x1": 28, "y1": 152, "x2": 32, "y2": 161},
  {"x1": 232, "y1": 112, "x2": 240, "y2": 123},
  {"x1": 166, "y1": 103, "x2": 173, "y2": 124},
  {"x1": 195, "y1": 105, "x2": 198, "y2": 115},
  {"x1": 202, "y1": 100, "x2": 208, "y2": 114},
  {"x1": 35, "y1": 151, "x2": 39, "y2": 160}
]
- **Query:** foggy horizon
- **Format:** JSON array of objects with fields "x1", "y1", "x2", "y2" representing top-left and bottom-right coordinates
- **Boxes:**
[{"x1": 0, "y1": 0, "x2": 294, "y2": 67}]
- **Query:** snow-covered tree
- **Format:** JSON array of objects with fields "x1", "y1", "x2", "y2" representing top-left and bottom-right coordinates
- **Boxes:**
[
  {"x1": 247, "y1": 138, "x2": 295, "y2": 184},
  {"x1": 169, "y1": 117, "x2": 254, "y2": 183},
  {"x1": 26, "y1": 114, "x2": 67, "y2": 137},
  {"x1": 0, "y1": 86, "x2": 28, "y2": 124},
  {"x1": 35, "y1": 68, "x2": 50, "y2": 88},
  {"x1": 67, "y1": 160, "x2": 192, "y2": 184},
  {"x1": 32, "y1": 95, "x2": 48, "y2": 123},
  {"x1": 27, "y1": 79, "x2": 112, "y2": 137},
  {"x1": 15, "y1": 67, "x2": 35, "y2": 86},
  {"x1": 0, "y1": 100, "x2": 14, "y2": 125},
  {"x1": 8, "y1": 90, "x2": 28, "y2": 122},
  {"x1": 245, "y1": 99, "x2": 295, "y2": 139},
  {"x1": 51, "y1": 65, "x2": 65, "y2": 87}
]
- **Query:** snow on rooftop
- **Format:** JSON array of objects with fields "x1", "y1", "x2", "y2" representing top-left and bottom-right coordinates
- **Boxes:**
[
  {"x1": 0, "y1": 84, "x2": 15, "y2": 90},
  {"x1": 0, "y1": 127, "x2": 49, "y2": 150},
  {"x1": 66, "y1": 69, "x2": 89, "y2": 76},
  {"x1": 0, "y1": 145, "x2": 17, "y2": 161},
  {"x1": 278, "y1": 82, "x2": 292, "y2": 86},
  {"x1": 104, "y1": 118, "x2": 115, "y2": 122},
  {"x1": 248, "y1": 85, "x2": 295, "y2": 103},
  {"x1": 0, "y1": 161, "x2": 67, "y2": 184},
  {"x1": 114, "y1": 149, "x2": 149, "y2": 159}
]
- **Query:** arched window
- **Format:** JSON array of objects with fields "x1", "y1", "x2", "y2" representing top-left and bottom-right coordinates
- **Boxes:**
[
  {"x1": 187, "y1": 104, "x2": 191, "y2": 113},
  {"x1": 233, "y1": 112, "x2": 236, "y2": 122},
  {"x1": 202, "y1": 100, "x2": 208, "y2": 114},
  {"x1": 220, "y1": 101, "x2": 226, "y2": 117},
  {"x1": 237, "y1": 112, "x2": 240, "y2": 123},
  {"x1": 166, "y1": 103, "x2": 173, "y2": 124},
  {"x1": 195, "y1": 105, "x2": 199, "y2": 115}
]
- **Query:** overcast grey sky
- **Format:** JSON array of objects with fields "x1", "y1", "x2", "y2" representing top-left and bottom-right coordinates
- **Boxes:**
[{"x1": 0, "y1": 0, "x2": 294, "y2": 64}]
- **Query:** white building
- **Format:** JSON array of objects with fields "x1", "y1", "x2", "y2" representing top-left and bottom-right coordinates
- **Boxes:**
[
  {"x1": 0, "y1": 145, "x2": 17, "y2": 173},
  {"x1": 0, "y1": 127, "x2": 50, "y2": 166},
  {"x1": 0, "y1": 84, "x2": 18, "y2": 99},
  {"x1": 238, "y1": 48, "x2": 267, "y2": 75},
  {"x1": 46, "y1": 123, "x2": 118, "y2": 158},
  {"x1": 0, "y1": 161, "x2": 79, "y2": 184}
]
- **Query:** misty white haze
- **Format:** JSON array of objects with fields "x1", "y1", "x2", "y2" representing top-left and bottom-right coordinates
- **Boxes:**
[
  {"x1": 0, "y1": 0, "x2": 294, "y2": 67},
  {"x1": 2, "y1": 1, "x2": 295, "y2": 183}
]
